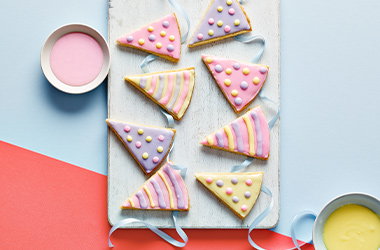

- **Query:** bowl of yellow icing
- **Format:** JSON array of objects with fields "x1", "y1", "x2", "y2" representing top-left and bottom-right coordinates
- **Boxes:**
[{"x1": 313, "y1": 193, "x2": 380, "y2": 250}]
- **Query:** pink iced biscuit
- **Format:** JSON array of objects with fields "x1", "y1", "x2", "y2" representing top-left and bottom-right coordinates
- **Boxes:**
[
  {"x1": 50, "y1": 32, "x2": 104, "y2": 86},
  {"x1": 117, "y1": 14, "x2": 182, "y2": 62},
  {"x1": 201, "y1": 107, "x2": 270, "y2": 159},
  {"x1": 202, "y1": 54, "x2": 269, "y2": 113}
]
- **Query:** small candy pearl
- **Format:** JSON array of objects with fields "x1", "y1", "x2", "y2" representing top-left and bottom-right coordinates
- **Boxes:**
[
  {"x1": 152, "y1": 156, "x2": 159, "y2": 163},
  {"x1": 156, "y1": 42, "x2": 162, "y2": 49},
  {"x1": 224, "y1": 25, "x2": 231, "y2": 33},
  {"x1": 259, "y1": 67, "x2": 268, "y2": 74},
  {"x1": 234, "y1": 19, "x2": 241, "y2": 26},
  {"x1": 225, "y1": 68, "x2": 232, "y2": 75},
  {"x1": 208, "y1": 18, "x2": 215, "y2": 25},
  {"x1": 216, "y1": 180, "x2": 224, "y2": 187},
  {"x1": 205, "y1": 57, "x2": 213, "y2": 63},
  {"x1": 126, "y1": 135, "x2": 133, "y2": 142},
  {"x1": 138, "y1": 39, "x2": 145, "y2": 45},
  {"x1": 124, "y1": 126, "x2": 131, "y2": 132},
  {"x1": 135, "y1": 141, "x2": 142, "y2": 148},
  {"x1": 206, "y1": 177, "x2": 213, "y2": 184},
  {"x1": 148, "y1": 34, "x2": 156, "y2": 42},
  {"x1": 158, "y1": 135, "x2": 165, "y2": 141},
  {"x1": 169, "y1": 35, "x2": 175, "y2": 41},
  {"x1": 160, "y1": 31, "x2": 166, "y2": 37},
  {"x1": 224, "y1": 79, "x2": 231, "y2": 86},
  {"x1": 226, "y1": 187, "x2": 233, "y2": 195},
  {"x1": 244, "y1": 191, "x2": 251, "y2": 198},
  {"x1": 208, "y1": 29, "x2": 214, "y2": 36},
  {"x1": 217, "y1": 6, "x2": 223, "y2": 12},
  {"x1": 157, "y1": 146, "x2": 164, "y2": 153},
  {"x1": 147, "y1": 26, "x2": 154, "y2": 32},
  {"x1": 253, "y1": 77, "x2": 260, "y2": 85},
  {"x1": 217, "y1": 20, "x2": 223, "y2": 27},
  {"x1": 214, "y1": 64, "x2": 223, "y2": 73},
  {"x1": 232, "y1": 196, "x2": 239, "y2": 203},
  {"x1": 142, "y1": 152, "x2": 149, "y2": 159},
  {"x1": 240, "y1": 81, "x2": 249, "y2": 90},
  {"x1": 245, "y1": 179, "x2": 253, "y2": 186},
  {"x1": 242, "y1": 68, "x2": 250, "y2": 75},
  {"x1": 228, "y1": 8, "x2": 235, "y2": 15},
  {"x1": 146, "y1": 136, "x2": 152, "y2": 142},
  {"x1": 234, "y1": 97, "x2": 242, "y2": 106},
  {"x1": 162, "y1": 20, "x2": 170, "y2": 28},
  {"x1": 241, "y1": 205, "x2": 248, "y2": 212},
  {"x1": 126, "y1": 36, "x2": 133, "y2": 43},
  {"x1": 167, "y1": 44, "x2": 175, "y2": 52},
  {"x1": 231, "y1": 89, "x2": 238, "y2": 97},
  {"x1": 138, "y1": 129, "x2": 144, "y2": 135},
  {"x1": 197, "y1": 33, "x2": 204, "y2": 40},
  {"x1": 226, "y1": 0, "x2": 233, "y2": 5},
  {"x1": 231, "y1": 178, "x2": 238, "y2": 184},
  {"x1": 233, "y1": 63, "x2": 240, "y2": 70}
]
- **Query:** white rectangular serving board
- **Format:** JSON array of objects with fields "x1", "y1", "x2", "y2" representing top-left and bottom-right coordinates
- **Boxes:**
[{"x1": 108, "y1": 0, "x2": 280, "y2": 228}]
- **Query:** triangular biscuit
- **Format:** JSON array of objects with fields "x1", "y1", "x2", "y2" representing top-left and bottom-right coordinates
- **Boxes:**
[
  {"x1": 122, "y1": 162, "x2": 190, "y2": 211},
  {"x1": 201, "y1": 107, "x2": 270, "y2": 159},
  {"x1": 125, "y1": 67, "x2": 195, "y2": 120},
  {"x1": 106, "y1": 119, "x2": 175, "y2": 174},
  {"x1": 202, "y1": 55, "x2": 269, "y2": 113},
  {"x1": 188, "y1": 0, "x2": 252, "y2": 47},
  {"x1": 195, "y1": 172, "x2": 263, "y2": 219},
  {"x1": 117, "y1": 14, "x2": 181, "y2": 62}
]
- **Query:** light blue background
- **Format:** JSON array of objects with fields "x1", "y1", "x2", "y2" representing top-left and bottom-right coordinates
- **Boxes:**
[{"x1": 1, "y1": 0, "x2": 379, "y2": 241}]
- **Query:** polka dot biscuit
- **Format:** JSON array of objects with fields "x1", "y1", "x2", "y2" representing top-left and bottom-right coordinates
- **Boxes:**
[
  {"x1": 195, "y1": 172, "x2": 263, "y2": 219},
  {"x1": 122, "y1": 162, "x2": 190, "y2": 211},
  {"x1": 117, "y1": 14, "x2": 181, "y2": 62},
  {"x1": 201, "y1": 107, "x2": 270, "y2": 160},
  {"x1": 106, "y1": 119, "x2": 176, "y2": 175},
  {"x1": 188, "y1": 0, "x2": 252, "y2": 48},
  {"x1": 202, "y1": 54, "x2": 269, "y2": 113},
  {"x1": 125, "y1": 67, "x2": 195, "y2": 121}
]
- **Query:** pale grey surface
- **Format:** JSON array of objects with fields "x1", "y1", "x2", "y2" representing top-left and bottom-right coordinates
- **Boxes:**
[{"x1": 108, "y1": 0, "x2": 280, "y2": 228}]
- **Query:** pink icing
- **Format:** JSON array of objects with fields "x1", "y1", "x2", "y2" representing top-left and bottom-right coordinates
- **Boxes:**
[
  {"x1": 202, "y1": 55, "x2": 269, "y2": 112},
  {"x1": 50, "y1": 32, "x2": 103, "y2": 86},
  {"x1": 172, "y1": 71, "x2": 190, "y2": 113},
  {"x1": 117, "y1": 14, "x2": 181, "y2": 61},
  {"x1": 159, "y1": 74, "x2": 174, "y2": 105},
  {"x1": 155, "y1": 175, "x2": 171, "y2": 209},
  {"x1": 148, "y1": 75, "x2": 158, "y2": 95}
]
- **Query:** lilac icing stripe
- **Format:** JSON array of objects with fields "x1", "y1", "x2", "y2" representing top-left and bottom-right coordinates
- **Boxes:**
[
  {"x1": 163, "y1": 166, "x2": 185, "y2": 209},
  {"x1": 250, "y1": 111, "x2": 263, "y2": 157},
  {"x1": 231, "y1": 121, "x2": 244, "y2": 152},
  {"x1": 136, "y1": 191, "x2": 148, "y2": 209},
  {"x1": 150, "y1": 178, "x2": 167, "y2": 209},
  {"x1": 139, "y1": 77, "x2": 147, "y2": 89},
  {"x1": 215, "y1": 131, "x2": 225, "y2": 147}
]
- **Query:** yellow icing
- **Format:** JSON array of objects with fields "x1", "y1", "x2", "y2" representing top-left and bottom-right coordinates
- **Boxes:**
[
  {"x1": 243, "y1": 116, "x2": 255, "y2": 156},
  {"x1": 207, "y1": 135, "x2": 214, "y2": 145},
  {"x1": 224, "y1": 79, "x2": 231, "y2": 86},
  {"x1": 144, "y1": 76, "x2": 151, "y2": 91},
  {"x1": 234, "y1": 19, "x2": 240, "y2": 26},
  {"x1": 166, "y1": 73, "x2": 177, "y2": 108},
  {"x1": 142, "y1": 152, "x2": 149, "y2": 159},
  {"x1": 160, "y1": 31, "x2": 166, "y2": 37},
  {"x1": 159, "y1": 171, "x2": 175, "y2": 209},
  {"x1": 143, "y1": 186, "x2": 155, "y2": 208},
  {"x1": 195, "y1": 172, "x2": 263, "y2": 219},
  {"x1": 160, "y1": 74, "x2": 169, "y2": 99},
  {"x1": 208, "y1": 29, "x2": 214, "y2": 36},
  {"x1": 128, "y1": 198, "x2": 135, "y2": 208},
  {"x1": 156, "y1": 42, "x2": 162, "y2": 49},
  {"x1": 152, "y1": 74, "x2": 161, "y2": 97},
  {"x1": 323, "y1": 204, "x2": 380, "y2": 250},
  {"x1": 178, "y1": 70, "x2": 195, "y2": 118},
  {"x1": 224, "y1": 126, "x2": 235, "y2": 151}
]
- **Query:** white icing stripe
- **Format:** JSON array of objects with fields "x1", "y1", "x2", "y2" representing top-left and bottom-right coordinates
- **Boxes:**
[
  {"x1": 153, "y1": 75, "x2": 165, "y2": 100},
  {"x1": 251, "y1": 111, "x2": 263, "y2": 157}
]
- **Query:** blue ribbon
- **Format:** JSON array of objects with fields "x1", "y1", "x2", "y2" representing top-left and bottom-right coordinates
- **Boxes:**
[
  {"x1": 234, "y1": 34, "x2": 266, "y2": 63},
  {"x1": 230, "y1": 157, "x2": 255, "y2": 172},
  {"x1": 108, "y1": 211, "x2": 188, "y2": 248},
  {"x1": 259, "y1": 92, "x2": 280, "y2": 130},
  {"x1": 160, "y1": 109, "x2": 175, "y2": 128},
  {"x1": 139, "y1": 0, "x2": 190, "y2": 72}
]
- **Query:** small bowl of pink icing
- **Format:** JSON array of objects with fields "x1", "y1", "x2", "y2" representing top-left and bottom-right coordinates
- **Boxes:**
[{"x1": 41, "y1": 24, "x2": 110, "y2": 94}]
